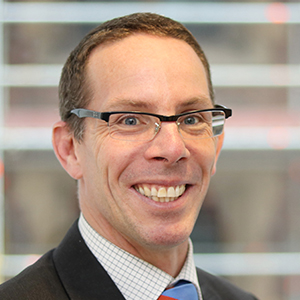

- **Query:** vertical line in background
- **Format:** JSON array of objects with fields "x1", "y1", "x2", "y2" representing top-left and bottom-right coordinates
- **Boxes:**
[
  {"x1": 287, "y1": 24, "x2": 300, "y2": 111},
  {"x1": 0, "y1": 0, "x2": 5, "y2": 281}
]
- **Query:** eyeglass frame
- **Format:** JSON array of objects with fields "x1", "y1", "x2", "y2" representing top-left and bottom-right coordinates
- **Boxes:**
[{"x1": 69, "y1": 104, "x2": 232, "y2": 140}]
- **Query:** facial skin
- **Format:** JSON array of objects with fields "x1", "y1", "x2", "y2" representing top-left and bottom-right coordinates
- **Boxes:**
[{"x1": 53, "y1": 34, "x2": 223, "y2": 277}]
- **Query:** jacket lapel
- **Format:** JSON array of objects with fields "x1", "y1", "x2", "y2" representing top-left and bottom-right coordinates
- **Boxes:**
[
  {"x1": 196, "y1": 268, "x2": 257, "y2": 300},
  {"x1": 52, "y1": 221, "x2": 126, "y2": 300},
  {"x1": 197, "y1": 268, "x2": 223, "y2": 300}
]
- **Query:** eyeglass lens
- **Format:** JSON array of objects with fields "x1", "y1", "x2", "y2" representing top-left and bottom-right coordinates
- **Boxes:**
[{"x1": 107, "y1": 111, "x2": 225, "y2": 141}]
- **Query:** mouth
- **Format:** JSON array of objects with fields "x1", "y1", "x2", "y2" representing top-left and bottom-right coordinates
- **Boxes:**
[{"x1": 133, "y1": 184, "x2": 186, "y2": 203}]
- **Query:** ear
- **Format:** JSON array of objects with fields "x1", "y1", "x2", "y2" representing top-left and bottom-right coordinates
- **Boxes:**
[
  {"x1": 52, "y1": 121, "x2": 83, "y2": 180},
  {"x1": 211, "y1": 132, "x2": 224, "y2": 176}
]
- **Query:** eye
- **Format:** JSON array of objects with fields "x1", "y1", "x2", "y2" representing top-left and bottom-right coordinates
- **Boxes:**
[
  {"x1": 183, "y1": 115, "x2": 201, "y2": 125},
  {"x1": 112, "y1": 114, "x2": 143, "y2": 127},
  {"x1": 123, "y1": 116, "x2": 139, "y2": 126},
  {"x1": 109, "y1": 113, "x2": 152, "y2": 129}
]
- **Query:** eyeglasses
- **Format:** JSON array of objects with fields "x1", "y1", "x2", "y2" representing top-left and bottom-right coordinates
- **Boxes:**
[{"x1": 70, "y1": 104, "x2": 232, "y2": 142}]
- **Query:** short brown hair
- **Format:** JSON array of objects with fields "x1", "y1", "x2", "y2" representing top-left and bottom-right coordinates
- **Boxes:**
[{"x1": 59, "y1": 12, "x2": 214, "y2": 140}]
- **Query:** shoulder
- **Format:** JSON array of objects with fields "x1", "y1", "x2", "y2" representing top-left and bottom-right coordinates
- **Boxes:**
[
  {"x1": 0, "y1": 250, "x2": 68, "y2": 300},
  {"x1": 197, "y1": 268, "x2": 259, "y2": 300}
]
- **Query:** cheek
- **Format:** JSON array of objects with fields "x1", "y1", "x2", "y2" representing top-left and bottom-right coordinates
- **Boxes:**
[
  {"x1": 100, "y1": 140, "x2": 145, "y2": 187},
  {"x1": 192, "y1": 139, "x2": 218, "y2": 173}
]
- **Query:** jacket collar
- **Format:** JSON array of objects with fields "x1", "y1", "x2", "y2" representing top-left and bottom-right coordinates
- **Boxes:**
[{"x1": 53, "y1": 220, "x2": 125, "y2": 300}]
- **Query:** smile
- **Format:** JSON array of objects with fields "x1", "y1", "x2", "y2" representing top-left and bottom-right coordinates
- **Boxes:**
[{"x1": 134, "y1": 184, "x2": 186, "y2": 203}]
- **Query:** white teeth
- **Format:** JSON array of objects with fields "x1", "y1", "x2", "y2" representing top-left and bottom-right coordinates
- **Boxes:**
[
  {"x1": 179, "y1": 185, "x2": 185, "y2": 195},
  {"x1": 139, "y1": 186, "x2": 145, "y2": 196},
  {"x1": 167, "y1": 187, "x2": 175, "y2": 197},
  {"x1": 144, "y1": 186, "x2": 151, "y2": 197},
  {"x1": 151, "y1": 187, "x2": 157, "y2": 196},
  {"x1": 157, "y1": 187, "x2": 167, "y2": 197},
  {"x1": 135, "y1": 184, "x2": 186, "y2": 202}
]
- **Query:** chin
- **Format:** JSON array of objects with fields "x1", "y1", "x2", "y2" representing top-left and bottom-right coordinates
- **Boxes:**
[{"x1": 144, "y1": 227, "x2": 192, "y2": 249}]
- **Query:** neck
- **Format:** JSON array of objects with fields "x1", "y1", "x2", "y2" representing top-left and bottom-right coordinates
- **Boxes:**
[
  {"x1": 81, "y1": 210, "x2": 189, "y2": 277},
  {"x1": 127, "y1": 240, "x2": 189, "y2": 277}
]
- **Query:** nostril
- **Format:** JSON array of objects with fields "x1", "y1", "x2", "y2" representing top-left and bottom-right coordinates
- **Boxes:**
[
  {"x1": 154, "y1": 157, "x2": 166, "y2": 162},
  {"x1": 153, "y1": 156, "x2": 185, "y2": 164}
]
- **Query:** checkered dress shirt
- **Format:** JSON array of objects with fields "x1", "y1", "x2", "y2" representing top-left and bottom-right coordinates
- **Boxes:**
[{"x1": 78, "y1": 214, "x2": 202, "y2": 300}]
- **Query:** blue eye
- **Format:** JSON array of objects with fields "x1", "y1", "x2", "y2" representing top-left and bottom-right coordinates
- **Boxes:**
[
  {"x1": 109, "y1": 113, "x2": 148, "y2": 127},
  {"x1": 183, "y1": 116, "x2": 200, "y2": 125},
  {"x1": 124, "y1": 117, "x2": 138, "y2": 126}
]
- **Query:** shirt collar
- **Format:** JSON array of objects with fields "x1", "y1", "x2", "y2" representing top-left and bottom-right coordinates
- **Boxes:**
[{"x1": 78, "y1": 214, "x2": 202, "y2": 300}]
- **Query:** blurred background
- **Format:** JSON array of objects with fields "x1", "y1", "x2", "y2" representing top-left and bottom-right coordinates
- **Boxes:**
[{"x1": 0, "y1": 1, "x2": 300, "y2": 299}]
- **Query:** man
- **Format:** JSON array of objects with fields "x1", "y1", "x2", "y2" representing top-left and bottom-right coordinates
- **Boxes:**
[{"x1": 0, "y1": 13, "x2": 258, "y2": 299}]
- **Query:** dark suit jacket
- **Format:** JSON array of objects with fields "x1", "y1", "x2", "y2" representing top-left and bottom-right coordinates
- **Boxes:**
[{"x1": 0, "y1": 221, "x2": 259, "y2": 299}]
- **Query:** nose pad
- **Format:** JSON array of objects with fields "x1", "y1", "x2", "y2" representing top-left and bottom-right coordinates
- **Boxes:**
[
  {"x1": 175, "y1": 120, "x2": 183, "y2": 138},
  {"x1": 151, "y1": 122, "x2": 161, "y2": 140},
  {"x1": 155, "y1": 122, "x2": 160, "y2": 133},
  {"x1": 145, "y1": 121, "x2": 189, "y2": 164},
  {"x1": 152, "y1": 121, "x2": 182, "y2": 141}
]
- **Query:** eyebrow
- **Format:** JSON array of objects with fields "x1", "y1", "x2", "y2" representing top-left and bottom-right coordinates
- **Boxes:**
[
  {"x1": 104, "y1": 96, "x2": 212, "y2": 112},
  {"x1": 177, "y1": 97, "x2": 213, "y2": 110},
  {"x1": 104, "y1": 99, "x2": 151, "y2": 111}
]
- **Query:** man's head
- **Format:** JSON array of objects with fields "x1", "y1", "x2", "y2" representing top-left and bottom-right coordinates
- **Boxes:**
[
  {"x1": 53, "y1": 13, "x2": 226, "y2": 273},
  {"x1": 59, "y1": 12, "x2": 214, "y2": 140}
]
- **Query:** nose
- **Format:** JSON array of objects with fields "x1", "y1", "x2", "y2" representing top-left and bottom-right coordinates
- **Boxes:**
[{"x1": 144, "y1": 122, "x2": 190, "y2": 165}]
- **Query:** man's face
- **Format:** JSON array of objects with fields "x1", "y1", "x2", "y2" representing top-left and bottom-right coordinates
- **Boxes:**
[{"x1": 75, "y1": 34, "x2": 223, "y2": 253}]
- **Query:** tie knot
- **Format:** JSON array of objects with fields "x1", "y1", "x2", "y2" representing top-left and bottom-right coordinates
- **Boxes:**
[{"x1": 158, "y1": 280, "x2": 198, "y2": 300}]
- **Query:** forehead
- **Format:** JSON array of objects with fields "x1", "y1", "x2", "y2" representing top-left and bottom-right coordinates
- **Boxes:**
[{"x1": 86, "y1": 34, "x2": 211, "y2": 112}]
